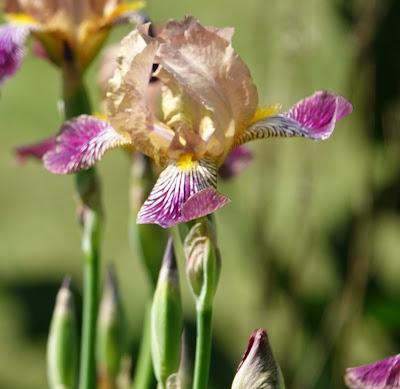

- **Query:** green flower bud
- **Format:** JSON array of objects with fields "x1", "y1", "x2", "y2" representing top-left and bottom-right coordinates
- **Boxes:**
[
  {"x1": 151, "y1": 238, "x2": 183, "y2": 388},
  {"x1": 183, "y1": 218, "x2": 220, "y2": 309},
  {"x1": 231, "y1": 329, "x2": 285, "y2": 389},
  {"x1": 47, "y1": 277, "x2": 78, "y2": 389},
  {"x1": 97, "y1": 265, "x2": 124, "y2": 389}
]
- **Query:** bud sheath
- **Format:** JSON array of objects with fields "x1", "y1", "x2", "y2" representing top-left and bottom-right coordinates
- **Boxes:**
[
  {"x1": 97, "y1": 265, "x2": 124, "y2": 389},
  {"x1": 47, "y1": 277, "x2": 78, "y2": 389},
  {"x1": 151, "y1": 238, "x2": 183, "y2": 388}
]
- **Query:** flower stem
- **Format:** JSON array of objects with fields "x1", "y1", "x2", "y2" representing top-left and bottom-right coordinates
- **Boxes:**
[
  {"x1": 129, "y1": 154, "x2": 163, "y2": 389},
  {"x1": 193, "y1": 307, "x2": 213, "y2": 389},
  {"x1": 132, "y1": 304, "x2": 154, "y2": 389},
  {"x1": 184, "y1": 217, "x2": 219, "y2": 389},
  {"x1": 80, "y1": 209, "x2": 100, "y2": 389},
  {"x1": 62, "y1": 60, "x2": 102, "y2": 389}
]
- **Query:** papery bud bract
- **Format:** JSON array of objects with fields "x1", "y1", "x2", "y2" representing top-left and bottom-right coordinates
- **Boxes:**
[
  {"x1": 97, "y1": 265, "x2": 125, "y2": 389},
  {"x1": 231, "y1": 329, "x2": 284, "y2": 389},
  {"x1": 151, "y1": 238, "x2": 183, "y2": 387},
  {"x1": 183, "y1": 218, "x2": 220, "y2": 308},
  {"x1": 166, "y1": 373, "x2": 181, "y2": 389},
  {"x1": 47, "y1": 277, "x2": 78, "y2": 389}
]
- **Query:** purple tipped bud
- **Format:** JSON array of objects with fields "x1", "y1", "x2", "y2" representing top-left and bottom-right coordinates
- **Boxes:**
[
  {"x1": 47, "y1": 277, "x2": 78, "y2": 389},
  {"x1": 345, "y1": 354, "x2": 400, "y2": 389},
  {"x1": 232, "y1": 329, "x2": 284, "y2": 389}
]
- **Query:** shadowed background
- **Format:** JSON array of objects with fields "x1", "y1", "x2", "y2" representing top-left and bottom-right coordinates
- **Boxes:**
[{"x1": 0, "y1": 0, "x2": 399, "y2": 388}]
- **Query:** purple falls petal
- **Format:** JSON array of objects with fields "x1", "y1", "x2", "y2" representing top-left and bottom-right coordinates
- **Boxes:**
[
  {"x1": 218, "y1": 145, "x2": 253, "y2": 180},
  {"x1": 181, "y1": 188, "x2": 230, "y2": 222},
  {"x1": 15, "y1": 136, "x2": 56, "y2": 163},
  {"x1": 345, "y1": 354, "x2": 400, "y2": 389},
  {"x1": 0, "y1": 23, "x2": 32, "y2": 85},
  {"x1": 237, "y1": 91, "x2": 352, "y2": 145},
  {"x1": 137, "y1": 158, "x2": 229, "y2": 228},
  {"x1": 43, "y1": 115, "x2": 131, "y2": 174},
  {"x1": 285, "y1": 91, "x2": 353, "y2": 139}
]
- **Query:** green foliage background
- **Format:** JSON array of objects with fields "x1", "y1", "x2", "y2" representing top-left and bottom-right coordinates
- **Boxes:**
[{"x1": 0, "y1": 0, "x2": 399, "y2": 388}]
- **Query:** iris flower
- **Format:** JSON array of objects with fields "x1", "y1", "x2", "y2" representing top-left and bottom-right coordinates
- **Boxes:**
[
  {"x1": 43, "y1": 17, "x2": 352, "y2": 228},
  {"x1": 96, "y1": 40, "x2": 253, "y2": 181},
  {"x1": 345, "y1": 354, "x2": 400, "y2": 389},
  {"x1": 0, "y1": 0, "x2": 144, "y2": 85}
]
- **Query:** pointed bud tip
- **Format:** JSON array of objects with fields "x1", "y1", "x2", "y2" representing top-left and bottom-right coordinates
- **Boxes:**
[
  {"x1": 238, "y1": 329, "x2": 269, "y2": 371},
  {"x1": 105, "y1": 263, "x2": 119, "y2": 298},
  {"x1": 162, "y1": 236, "x2": 177, "y2": 271},
  {"x1": 61, "y1": 275, "x2": 72, "y2": 290},
  {"x1": 232, "y1": 328, "x2": 281, "y2": 389}
]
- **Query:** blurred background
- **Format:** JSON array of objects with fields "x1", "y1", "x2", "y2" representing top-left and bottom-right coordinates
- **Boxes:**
[{"x1": 1, "y1": 0, "x2": 400, "y2": 388}]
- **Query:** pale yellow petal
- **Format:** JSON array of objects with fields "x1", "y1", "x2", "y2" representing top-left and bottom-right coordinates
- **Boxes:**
[
  {"x1": 7, "y1": 0, "x2": 58, "y2": 22},
  {"x1": 156, "y1": 17, "x2": 258, "y2": 143},
  {"x1": 205, "y1": 25, "x2": 234, "y2": 42},
  {"x1": 156, "y1": 66, "x2": 216, "y2": 158},
  {"x1": 106, "y1": 28, "x2": 168, "y2": 164},
  {"x1": 103, "y1": 0, "x2": 145, "y2": 20}
]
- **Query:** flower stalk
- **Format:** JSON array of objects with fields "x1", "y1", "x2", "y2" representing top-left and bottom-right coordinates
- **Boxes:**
[
  {"x1": 184, "y1": 217, "x2": 221, "y2": 389},
  {"x1": 62, "y1": 58, "x2": 103, "y2": 389},
  {"x1": 129, "y1": 152, "x2": 165, "y2": 389},
  {"x1": 132, "y1": 304, "x2": 155, "y2": 389}
]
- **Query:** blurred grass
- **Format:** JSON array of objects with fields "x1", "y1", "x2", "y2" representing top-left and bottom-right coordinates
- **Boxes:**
[{"x1": 0, "y1": 0, "x2": 399, "y2": 388}]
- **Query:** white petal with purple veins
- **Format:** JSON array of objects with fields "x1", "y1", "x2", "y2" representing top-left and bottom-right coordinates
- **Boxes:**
[{"x1": 137, "y1": 158, "x2": 229, "y2": 228}]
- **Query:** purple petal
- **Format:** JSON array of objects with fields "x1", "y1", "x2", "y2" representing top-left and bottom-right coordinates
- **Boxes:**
[
  {"x1": 218, "y1": 145, "x2": 253, "y2": 180},
  {"x1": 0, "y1": 23, "x2": 32, "y2": 85},
  {"x1": 237, "y1": 91, "x2": 352, "y2": 144},
  {"x1": 137, "y1": 158, "x2": 228, "y2": 228},
  {"x1": 345, "y1": 354, "x2": 400, "y2": 389},
  {"x1": 181, "y1": 188, "x2": 230, "y2": 221},
  {"x1": 43, "y1": 115, "x2": 131, "y2": 174},
  {"x1": 15, "y1": 137, "x2": 56, "y2": 164},
  {"x1": 285, "y1": 91, "x2": 353, "y2": 139}
]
